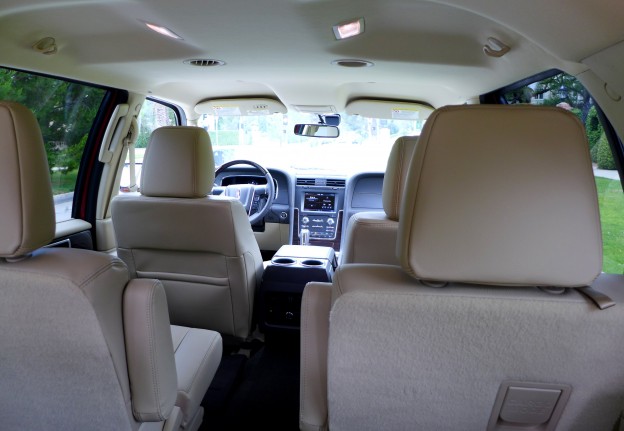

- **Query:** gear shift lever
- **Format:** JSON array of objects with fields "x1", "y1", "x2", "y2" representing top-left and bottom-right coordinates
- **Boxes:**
[{"x1": 300, "y1": 228, "x2": 310, "y2": 246}]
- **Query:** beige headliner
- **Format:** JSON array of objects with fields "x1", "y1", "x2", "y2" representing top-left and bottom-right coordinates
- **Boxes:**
[{"x1": 0, "y1": 0, "x2": 623, "y2": 118}]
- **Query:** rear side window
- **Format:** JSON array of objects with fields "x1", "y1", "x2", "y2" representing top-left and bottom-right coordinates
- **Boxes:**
[
  {"x1": 0, "y1": 68, "x2": 106, "y2": 222},
  {"x1": 501, "y1": 71, "x2": 624, "y2": 274},
  {"x1": 119, "y1": 99, "x2": 178, "y2": 193}
]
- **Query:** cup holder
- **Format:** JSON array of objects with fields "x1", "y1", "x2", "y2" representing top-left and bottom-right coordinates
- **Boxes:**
[
  {"x1": 272, "y1": 257, "x2": 296, "y2": 265},
  {"x1": 301, "y1": 259, "x2": 324, "y2": 267}
]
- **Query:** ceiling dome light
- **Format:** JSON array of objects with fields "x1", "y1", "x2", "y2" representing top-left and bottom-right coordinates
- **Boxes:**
[
  {"x1": 331, "y1": 59, "x2": 374, "y2": 68},
  {"x1": 142, "y1": 21, "x2": 182, "y2": 40},
  {"x1": 333, "y1": 18, "x2": 365, "y2": 40}
]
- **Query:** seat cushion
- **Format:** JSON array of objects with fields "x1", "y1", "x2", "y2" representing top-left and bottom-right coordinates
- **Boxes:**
[{"x1": 171, "y1": 325, "x2": 223, "y2": 430}]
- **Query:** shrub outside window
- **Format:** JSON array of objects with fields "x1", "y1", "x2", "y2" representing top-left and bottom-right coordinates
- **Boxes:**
[
  {"x1": 0, "y1": 67, "x2": 106, "y2": 222},
  {"x1": 504, "y1": 72, "x2": 624, "y2": 274}
]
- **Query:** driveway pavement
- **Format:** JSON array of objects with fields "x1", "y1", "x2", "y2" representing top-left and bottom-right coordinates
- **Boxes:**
[
  {"x1": 53, "y1": 192, "x2": 73, "y2": 223},
  {"x1": 594, "y1": 168, "x2": 620, "y2": 180}
]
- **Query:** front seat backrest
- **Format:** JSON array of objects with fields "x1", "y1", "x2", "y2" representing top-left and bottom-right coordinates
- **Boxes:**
[
  {"x1": 340, "y1": 136, "x2": 417, "y2": 265},
  {"x1": 0, "y1": 101, "x2": 181, "y2": 430},
  {"x1": 111, "y1": 126, "x2": 264, "y2": 341},
  {"x1": 300, "y1": 104, "x2": 624, "y2": 431}
]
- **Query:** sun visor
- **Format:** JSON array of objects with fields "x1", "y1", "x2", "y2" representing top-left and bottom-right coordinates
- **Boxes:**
[
  {"x1": 195, "y1": 98, "x2": 287, "y2": 116},
  {"x1": 345, "y1": 99, "x2": 433, "y2": 121}
]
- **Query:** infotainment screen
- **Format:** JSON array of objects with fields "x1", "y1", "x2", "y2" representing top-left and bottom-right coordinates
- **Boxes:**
[{"x1": 304, "y1": 192, "x2": 335, "y2": 212}]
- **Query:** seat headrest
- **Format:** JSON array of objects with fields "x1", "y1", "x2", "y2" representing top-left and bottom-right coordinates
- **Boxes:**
[
  {"x1": 382, "y1": 135, "x2": 418, "y2": 220},
  {"x1": 140, "y1": 126, "x2": 215, "y2": 198},
  {"x1": 0, "y1": 101, "x2": 55, "y2": 258},
  {"x1": 397, "y1": 105, "x2": 602, "y2": 287}
]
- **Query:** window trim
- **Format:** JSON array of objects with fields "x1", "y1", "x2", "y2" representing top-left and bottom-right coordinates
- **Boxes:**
[
  {"x1": 479, "y1": 68, "x2": 563, "y2": 104},
  {"x1": 145, "y1": 96, "x2": 185, "y2": 125}
]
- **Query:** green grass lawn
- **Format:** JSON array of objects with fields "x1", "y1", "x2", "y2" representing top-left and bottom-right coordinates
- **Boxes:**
[
  {"x1": 50, "y1": 169, "x2": 77, "y2": 195},
  {"x1": 595, "y1": 177, "x2": 624, "y2": 274}
]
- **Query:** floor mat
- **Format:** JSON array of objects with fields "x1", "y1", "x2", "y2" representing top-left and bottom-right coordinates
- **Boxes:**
[{"x1": 201, "y1": 335, "x2": 301, "y2": 430}]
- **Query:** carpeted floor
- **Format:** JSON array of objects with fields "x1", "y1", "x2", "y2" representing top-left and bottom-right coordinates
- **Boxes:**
[{"x1": 200, "y1": 333, "x2": 301, "y2": 430}]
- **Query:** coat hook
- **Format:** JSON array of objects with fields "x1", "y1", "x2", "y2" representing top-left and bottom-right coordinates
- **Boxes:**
[
  {"x1": 483, "y1": 37, "x2": 510, "y2": 58},
  {"x1": 32, "y1": 37, "x2": 58, "y2": 55}
]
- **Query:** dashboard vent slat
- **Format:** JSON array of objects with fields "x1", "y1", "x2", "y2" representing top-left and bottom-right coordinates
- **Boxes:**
[
  {"x1": 296, "y1": 178, "x2": 346, "y2": 188},
  {"x1": 326, "y1": 178, "x2": 346, "y2": 187},
  {"x1": 296, "y1": 178, "x2": 316, "y2": 186}
]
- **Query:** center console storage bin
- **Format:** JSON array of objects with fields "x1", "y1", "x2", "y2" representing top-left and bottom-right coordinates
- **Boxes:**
[{"x1": 258, "y1": 245, "x2": 336, "y2": 332}]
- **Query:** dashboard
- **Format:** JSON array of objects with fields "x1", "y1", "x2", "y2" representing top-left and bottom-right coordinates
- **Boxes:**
[{"x1": 214, "y1": 166, "x2": 385, "y2": 256}]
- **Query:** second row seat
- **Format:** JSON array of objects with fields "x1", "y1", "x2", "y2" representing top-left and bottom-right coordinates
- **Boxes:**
[
  {"x1": 112, "y1": 126, "x2": 263, "y2": 342},
  {"x1": 340, "y1": 135, "x2": 418, "y2": 265},
  {"x1": 0, "y1": 100, "x2": 221, "y2": 431}
]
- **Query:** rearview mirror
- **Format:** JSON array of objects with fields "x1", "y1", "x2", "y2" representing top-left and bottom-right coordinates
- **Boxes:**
[{"x1": 293, "y1": 124, "x2": 340, "y2": 138}]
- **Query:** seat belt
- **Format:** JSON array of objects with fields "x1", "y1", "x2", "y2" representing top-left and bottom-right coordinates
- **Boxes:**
[
  {"x1": 576, "y1": 286, "x2": 615, "y2": 310},
  {"x1": 123, "y1": 117, "x2": 139, "y2": 192},
  {"x1": 539, "y1": 285, "x2": 615, "y2": 310}
]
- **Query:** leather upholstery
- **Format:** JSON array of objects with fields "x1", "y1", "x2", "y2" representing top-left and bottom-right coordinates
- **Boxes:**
[
  {"x1": 340, "y1": 212, "x2": 400, "y2": 265},
  {"x1": 382, "y1": 135, "x2": 418, "y2": 220},
  {"x1": 112, "y1": 126, "x2": 263, "y2": 339},
  {"x1": 0, "y1": 101, "x2": 55, "y2": 258},
  {"x1": 171, "y1": 325, "x2": 223, "y2": 431},
  {"x1": 0, "y1": 101, "x2": 180, "y2": 430},
  {"x1": 398, "y1": 105, "x2": 601, "y2": 286},
  {"x1": 299, "y1": 282, "x2": 332, "y2": 431},
  {"x1": 300, "y1": 105, "x2": 624, "y2": 431},
  {"x1": 141, "y1": 126, "x2": 215, "y2": 198},
  {"x1": 340, "y1": 136, "x2": 417, "y2": 265},
  {"x1": 124, "y1": 278, "x2": 179, "y2": 422}
]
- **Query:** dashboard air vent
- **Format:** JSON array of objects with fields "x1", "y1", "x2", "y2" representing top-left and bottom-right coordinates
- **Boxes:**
[
  {"x1": 296, "y1": 178, "x2": 317, "y2": 186},
  {"x1": 296, "y1": 178, "x2": 346, "y2": 187},
  {"x1": 326, "y1": 178, "x2": 346, "y2": 187}
]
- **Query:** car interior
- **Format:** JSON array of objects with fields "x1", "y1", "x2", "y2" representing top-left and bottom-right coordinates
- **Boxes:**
[{"x1": 2, "y1": 1, "x2": 624, "y2": 430}]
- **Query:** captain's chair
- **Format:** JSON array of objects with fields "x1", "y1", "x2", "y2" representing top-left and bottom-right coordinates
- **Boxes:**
[
  {"x1": 112, "y1": 126, "x2": 264, "y2": 341},
  {"x1": 0, "y1": 101, "x2": 184, "y2": 430},
  {"x1": 340, "y1": 135, "x2": 417, "y2": 265},
  {"x1": 300, "y1": 105, "x2": 624, "y2": 430}
]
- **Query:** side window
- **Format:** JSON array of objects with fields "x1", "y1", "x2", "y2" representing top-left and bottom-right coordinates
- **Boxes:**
[
  {"x1": 0, "y1": 68, "x2": 106, "y2": 223},
  {"x1": 119, "y1": 99, "x2": 178, "y2": 192},
  {"x1": 503, "y1": 72, "x2": 624, "y2": 274}
]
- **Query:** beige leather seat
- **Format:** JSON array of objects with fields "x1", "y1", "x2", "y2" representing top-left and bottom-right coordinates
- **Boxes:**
[
  {"x1": 0, "y1": 101, "x2": 182, "y2": 430},
  {"x1": 340, "y1": 135, "x2": 417, "y2": 265},
  {"x1": 111, "y1": 126, "x2": 264, "y2": 341},
  {"x1": 171, "y1": 325, "x2": 222, "y2": 431},
  {"x1": 0, "y1": 101, "x2": 222, "y2": 431},
  {"x1": 300, "y1": 105, "x2": 624, "y2": 430}
]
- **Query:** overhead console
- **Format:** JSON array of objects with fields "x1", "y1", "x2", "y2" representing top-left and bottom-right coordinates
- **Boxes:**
[{"x1": 292, "y1": 177, "x2": 346, "y2": 252}]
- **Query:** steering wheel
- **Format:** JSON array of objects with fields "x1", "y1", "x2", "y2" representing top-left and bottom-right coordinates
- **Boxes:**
[{"x1": 214, "y1": 160, "x2": 276, "y2": 225}]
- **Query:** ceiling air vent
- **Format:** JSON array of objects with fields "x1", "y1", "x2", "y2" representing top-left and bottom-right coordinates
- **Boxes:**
[
  {"x1": 331, "y1": 59, "x2": 373, "y2": 68},
  {"x1": 184, "y1": 59, "x2": 226, "y2": 67}
]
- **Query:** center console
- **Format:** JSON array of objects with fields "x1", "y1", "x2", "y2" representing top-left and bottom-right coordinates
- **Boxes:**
[
  {"x1": 258, "y1": 245, "x2": 336, "y2": 334},
  {"x1": 292, "y1": 179, "x2": 346, "y2": 251}
]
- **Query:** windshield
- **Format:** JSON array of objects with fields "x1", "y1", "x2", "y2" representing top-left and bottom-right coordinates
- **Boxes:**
[{"x1": 197, "y1": 112, "x2": 425, "y2": 175}]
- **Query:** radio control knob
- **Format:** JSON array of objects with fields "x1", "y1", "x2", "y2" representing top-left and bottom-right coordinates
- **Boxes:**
[
  {"x1": 302, "y1": 216, "x2": 309, "y2": 224},
  {"x1": 327, "y1": 218, "x2": 335, "y2": 226}
]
